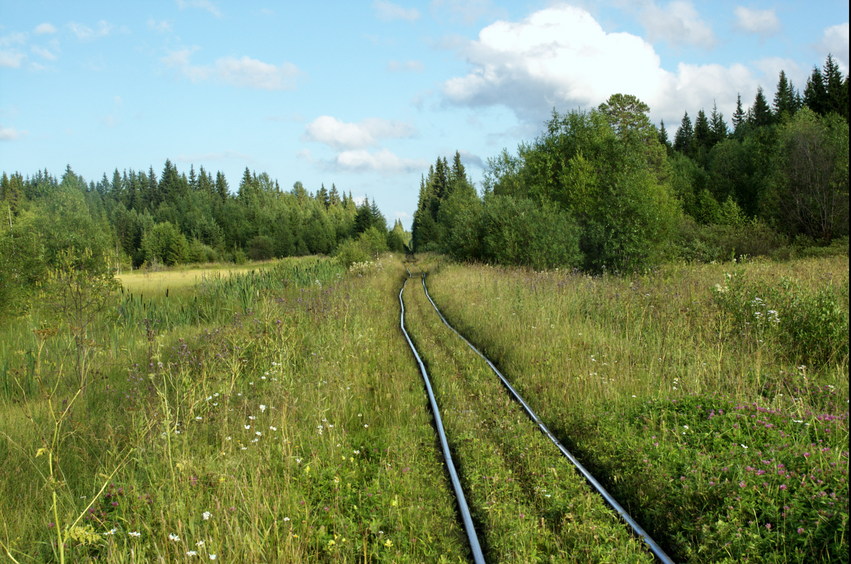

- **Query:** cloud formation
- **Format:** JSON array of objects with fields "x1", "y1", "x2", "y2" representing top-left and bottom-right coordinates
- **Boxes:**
[
  {"x1": 304, "y1": 116, "x2": 416, "y2": 150},
  {"x1": 0, "y1": 126, "x2": 25, "y2": 140},
  {"x1": 638, "y1": 1, "x2": 715, "y2": 47},
  {"x1": 163, "y1": 49, "x2": 301, "y2": 90},
  {"x1": 176, "y1": 0, "x2": 222, "y2": 18},
  {"x1": 68, "y1": 20, "x2": 114, "y2": 40},
  {"x1": 333, "y1": 149, "x2": 426, "y2": 173},
  {"x1": 442, "y1": 5, "x2": 769, "y2": 124},
  {"x1": 374, "y1": 1, "x2": 420, "y2": 22},
  {"x1": 34, "y1": 23, "x2": 57, "y2": 35},
  {"x1": 734, "y1": 6, "x2": 780, "y2": 37},
  {"x1": 820, "y1": 23, "x2": 849, "y2": 72}
]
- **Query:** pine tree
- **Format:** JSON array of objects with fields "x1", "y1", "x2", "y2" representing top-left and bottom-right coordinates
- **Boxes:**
[
  {"x1": 215, "y1": 171, "x2": 229, "y2": 201},
  {"x1": 673, "y1": 111, "x2": 694, "y2": 155},
  {"x1": 709, "y1": 102, "x2": 728, "y2": 144},
  {"x1": 658, "y1": 120, "x2": 671, "y2": 151},
  {"x1": 731, "y1": 93, "x2": 746, "y2": 135},
  {"x1": 748, "y1": 87, "x2": 773, "y2": 127},
  {"x1": 823, "y1": 54, "x2": 847, "y2": 118},
  {"x1": 773, "y1": 70, "x2": 798, "y2": 120},
  {"x1": 694, "y1": 109, "x2": 712, "y2": 153},
  {"x1": 804, "y1": 66, "x2": 828, "y2": 115}
]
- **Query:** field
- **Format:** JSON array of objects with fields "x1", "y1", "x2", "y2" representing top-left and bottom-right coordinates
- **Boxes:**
[{"x1": 0, "y1": 253, "x2": 847, "y2": 562}]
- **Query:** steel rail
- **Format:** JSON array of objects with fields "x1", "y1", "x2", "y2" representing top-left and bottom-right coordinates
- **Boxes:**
[
  {"x1": 420, "y1": 274, "x2": 675, "y2": 564},
  {"x1": 398, "y1": 276, "x2": 486, "y2": 564}
]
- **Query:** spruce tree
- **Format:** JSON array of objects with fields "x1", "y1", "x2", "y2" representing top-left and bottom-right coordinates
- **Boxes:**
[
  {"x1": 709, "y1": 102, "x2": 728, "y2": 144},
  {"x1": 773, "y1": 70, "x2": 798, "y2": 119},
  {"x1": 823, "y1": 54, "x2": 847, "y2": 118},
  {"x1": 731, "y1": 93, "x2": 746, "y2": 135},
  {"x1": 673, "y1": 111, "x2": 694, "y2": 155},
  {"x1": 804, "y1": 66, "x2": 828, "y2": 114},
  {"x1": 748, "y1": 87, "x2": 773, "y2": 127}
]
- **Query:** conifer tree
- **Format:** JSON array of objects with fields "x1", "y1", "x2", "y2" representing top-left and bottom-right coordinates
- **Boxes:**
[
  {"x1": 804, "y1": 66, "x2": 828, "y2": 115},
  {"x1": 674, "y1": 111, "x2": 694, "y2": 155},
  {"x1": 731, "y1": 93, "x2": 746, "y2": 135},
  {"x1": 773, "y1": 70, "x2": 798, "y2": 119},
  {"x1": 709, "y1": 102, "x2": 728, "y2": 144},
  {"x1": 748, "y1": 87, "x2": 773, "y2": 127}
]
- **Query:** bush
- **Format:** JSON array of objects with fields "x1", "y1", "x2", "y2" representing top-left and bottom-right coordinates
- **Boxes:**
[
  {"x1": 336, "y1": 227, "x2": 388, "y2": 268},
  {"x1": 712, "y1": 272, "x2": 849, "y2": 367},
  {"x1": 480, "y1": 195, "x2": 582, "y2": 270},
  {"x1": 675, "y1": 217, "x2": 787, "y2": 262}
]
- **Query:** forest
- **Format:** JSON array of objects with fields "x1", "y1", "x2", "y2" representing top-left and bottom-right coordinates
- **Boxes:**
[
  {"x1": 0, "y1": 160, "x2": 406, "y2": 317},
  {"x1": 413, "y1": 55, "x2": 849, "y2": 271}
]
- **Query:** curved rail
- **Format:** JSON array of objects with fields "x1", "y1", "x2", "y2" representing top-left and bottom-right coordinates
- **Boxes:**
[
  {"x1": 399, "y1": 276, "x2": 486, "y2": 564},
  {"x1": 420, "y1": 274, "x2": 674, "y2": 564}
]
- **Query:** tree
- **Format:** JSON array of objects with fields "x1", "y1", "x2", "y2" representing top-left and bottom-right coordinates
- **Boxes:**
[
  {"x1": 141, "y1": 221, "x2": 189, "y2": 266},
  {"x1": 804, "y1": 66, "x2": 828, "y2": 115},
  {"x1": 748, "y1": 87, "x2": 773, "y2": 127},
  {"x1": 771, "y1": 108, "x2": 849, "y2": 241},
  {"x1": 709, "y1": 102, "x2": 728, "y2": 144},
  {"x1": 731, "y1": 93, "x2": 746, "y2": 135},
  {"x1": 773, "y1": 70, "x2": 798, "y2": 120},
  {"x1": 823, "y1": 54, "x2": 848, "y2": 118},
  {"x1": 674, "y1": 112, "x2": 694, "y2": 155}
]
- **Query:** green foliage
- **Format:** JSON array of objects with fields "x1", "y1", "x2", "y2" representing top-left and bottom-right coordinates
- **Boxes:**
[
  {"x1": 142, "y1": 221, "x2": 190, "y2": 266},
  {"x1": 335, "y1": 227, "x2": 388, "y2": 268},
  {"x1": 479, "y1": 195, "x2": 582, "y2": 270},
  {"x1": 712, "y1": 271, "x2": 849, "y2": 366}
]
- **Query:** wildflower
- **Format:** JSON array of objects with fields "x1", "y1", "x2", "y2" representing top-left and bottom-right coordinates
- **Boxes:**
[
  {"x1": 244, "y1": 424, "x2": 251, "y2": 430},
  {"x1": 187, "y1": 550, "x2": 198, "y2": 556},
  {"x1": 259, "y1": 404, "x2": 267, "y2": 413},
  {"x1": 269, "y1": 426, "x2": 277, "y2": 431},
  {"x1": 128, "y1": 531, "x2": 141, "y2": 537},
  {"x1": 797, "y1": 528, "x2": 805, "y2": 534},
  {"x1": 209, "y1": 555, "x2": 217, "y2": 560},
  {"x1": 104, "y1": 528, "x2": 117, "y2": 535},
  {"x1": 203, "y1": 511, "x2": 212, "y2": 520},
  {"x1": 196, "y1": 540, "x2": 205, "y2": 547},
  {"x1": 740, "y1": 444, "x2": 748, "y2": 449},
  {"x1": 384, "y1": 539, "x2": 393, "y2": 548},
  {"x1": 169, "y1": 533, "x2": 181, "y2": 541}
]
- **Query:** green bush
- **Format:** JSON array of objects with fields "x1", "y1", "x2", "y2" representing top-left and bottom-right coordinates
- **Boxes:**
[{"x1": 712, "y1": 272, "x2": 849, "y2": 366}]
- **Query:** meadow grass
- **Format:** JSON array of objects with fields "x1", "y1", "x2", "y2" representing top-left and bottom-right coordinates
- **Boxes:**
[
  {"x1": 425, "y1": 255, "x2": 849, "y2": 562},
  {"x1": 402, "y1": 261, "x2": 654, "y2": 562},
  {"x1": 1, "y1": 255, "x2": 469, "y2": 562}
]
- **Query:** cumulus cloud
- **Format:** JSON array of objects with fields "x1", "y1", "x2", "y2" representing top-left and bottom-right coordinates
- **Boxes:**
[
  {"x1": 387, "y1": 59, "x2": 424, "y2": 72},
  {"x1": 374, "y1": 1, "x2": 420, "y2": 22},
  {"x1": 442, "y1": 5, "x2": 772, "y2": 125},
  {"x1": 734, "y1": 6, "x2": 780, "y2": 37},
  {"x1": 638, "y1": 1, "x2": 715, "y2": 48},
  {"x1": 304, "y1": 116, "x2": 416, "y2": 150},
  {"x1": 31, "y1": 45, "x2": 57, "y2": 61},
  {"x1": 819, "y1": 23, "x2": 849, "y2": 72},
  {"x1": 176, "y1": 0, "x2": 222, "y2": 18},
  {"x1": 34, "y1": 23, "x2": 57, "y2": 35},
  {"x1": 333, "y1": 149, "x2": 427, "y2": 173},
  {"x1": 0, "y1": 126, "x2": 25, "y2": 140},
  {"x1": 0, "y1": 50, "x2": 25, "y2": 68},
  {"x1": 163, "y1": 49, "x2": 301, "y2": 90},
  {"x1": 68, "y1": 20, "x2": 115, "y2": 40}
]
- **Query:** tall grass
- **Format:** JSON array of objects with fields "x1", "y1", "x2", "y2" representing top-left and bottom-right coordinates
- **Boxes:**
[
  {"x1": 426, "y1": 255, "x2": 849, "y2": 562},
  {"x1": 1, "y1": 256, "x2": 469, "y2": 562}
]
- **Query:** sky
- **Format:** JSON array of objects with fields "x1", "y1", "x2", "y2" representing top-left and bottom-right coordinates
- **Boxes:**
[{"x1": 1, "y1": 1, "x2": 848, "y2": 228}]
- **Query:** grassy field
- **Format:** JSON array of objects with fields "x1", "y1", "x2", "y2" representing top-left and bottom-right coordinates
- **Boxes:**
[
  {"x1": 426, "y1": 254, "x2": 848, "y2": 562},
  {"x1": 0, "y1": 253, "x2": 847, "y2": 562}
]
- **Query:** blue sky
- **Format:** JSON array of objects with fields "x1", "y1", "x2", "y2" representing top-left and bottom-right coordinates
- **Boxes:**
[{"x1": 1, "y1": 1, "x2": 847, "y2": 228}]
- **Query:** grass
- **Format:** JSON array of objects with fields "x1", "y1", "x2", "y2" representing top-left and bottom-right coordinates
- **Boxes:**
[
  {"x1": 425, "y1": 254, "x2": 849, "y2": 562},
  {"x1": 1, "y1": 253, "x2": 846, "y2": 562}
]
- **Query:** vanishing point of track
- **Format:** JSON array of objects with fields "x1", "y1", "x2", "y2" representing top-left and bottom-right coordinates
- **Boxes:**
[{"x1": 399, "y1": 269, "x2": 674, "y2": 563}]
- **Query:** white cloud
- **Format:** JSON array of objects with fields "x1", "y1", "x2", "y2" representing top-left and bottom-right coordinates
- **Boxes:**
[
  {"x1": 387, "y1": 59, "x2": 424, "y2": 72},
  {"x1": 68, "y1": 20, "x2": 114, "y2": 40},
  {"x1": 819, "y1": 23, "x2": 849, "y2": 73},
  {"x1": 0, "y1": 50, "x2": 24, "y2": 68},
  {"x1": 34, "y1": 23, "x2": 57, "y2": 35},
  {"x1": 734, "y1": 6, "x2": 780, "y2": 37},
  {"x1": 0, "y1": 126, "x2": 25, "y2": 140},
  {"x1": 163, "y1": 49, "x2": 301, "y2": 90},
  {"x1": 334, "y1": 149, "x2": 427, "y2": 173},
  {"x1": 176, "y1": 0, "x2": 222, "y2": 18},
  {"x1": 374, "y1": 1, "x2": 420, "y2": 22},
  {"x1": 31, "y1": 45, "x2": 57, "y2": 61},
  {"x1": 442, "y1": 5, "x2": 771, "y2": 125},
  {"x1": 148, "y1": 19, "x2": 173, "y2": 33},
  {"x1": 304, "y1": 116, "x2": 416, "y2": 150},
  {"x1": 431, "y1": 0, "x2": 498, "y2": 24},
  {"x1": 638, "y1": 1, "x2": 715, "y2": 48}
]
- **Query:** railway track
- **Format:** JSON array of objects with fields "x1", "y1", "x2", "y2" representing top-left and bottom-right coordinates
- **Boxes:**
[{"x1": 399, "y1": 268, "x2": 674, "y2": 563}]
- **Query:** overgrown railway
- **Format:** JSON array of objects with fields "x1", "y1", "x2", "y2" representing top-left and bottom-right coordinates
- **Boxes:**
[{"x1": 399, "y1": 267, "x2": 674, "y2": 563}]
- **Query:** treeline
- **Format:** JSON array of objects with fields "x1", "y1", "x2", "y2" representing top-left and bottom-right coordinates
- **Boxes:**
[
  {"x1": 413, "y1": 55, "x2": 849, "y2": 272},
  {"x1": 0, "y1": 161, "x2": 408, "y2": 314}
]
